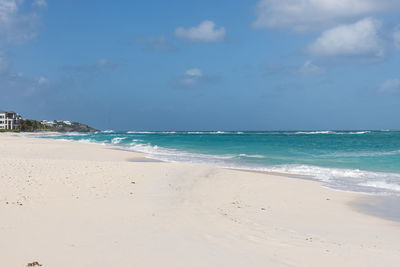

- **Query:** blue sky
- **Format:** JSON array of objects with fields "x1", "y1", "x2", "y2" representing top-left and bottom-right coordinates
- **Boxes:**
[{"x1": 0, "y1": 0, "x2": 399, "y2": 130}]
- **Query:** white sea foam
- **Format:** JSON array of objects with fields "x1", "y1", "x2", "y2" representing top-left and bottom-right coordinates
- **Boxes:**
[
  {"x1": 125, "y1": 143, "x2": 234, "y2": 163},
  {"x1": 347, "y1": 131, "x2": 371, "y2": 134},
  {"x1": 63, "y1": 132, "x2": 88, "y2": 136},
  {"x1": 43, "y1": 132, "x2": 400, "y2": 195},
  {"x1": 77, "y1": 139, "x2": 107, "y2": 145},
  {"x1": 359, "y1": 181, "x2": 400, "y2": 192},
  {"x1": 102, "y1": 130, "x2": 114, "y2": 133},
  {"x1": 52, "y1": 138, "x2": 107, "y2": 146},
  {"x1": 111, "y1": 137, "x2": 127, "y2": 144},
  {"x1": 127, "y1": 131, "x2": 153, "y2": 134},
  {"x1": 294, "y1": 131, "x2": 371, "y2": 135},
  {"x1": 239, "y1": 154, "x2": 265, "y2": 158},
  {"x1": 257, "y1": 165, "x2": 368, "y2": 181},
  {"x1": 124, "y1": 143, "x2": 400, "y2": 194},
  {"x1": 34, "y1": 133, "x2": 62, "y2": 137},
  {"x1": 295, "y1": 131, "x2": 332, "y2": 134},
  {"x1": 253, "y1": 164, "x2": 400, "y2": 194}
]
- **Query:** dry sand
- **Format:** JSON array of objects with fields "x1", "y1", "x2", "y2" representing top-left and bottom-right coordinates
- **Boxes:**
[{"x1": 1, "y1": 134, "x2": 399, "y2": 267}]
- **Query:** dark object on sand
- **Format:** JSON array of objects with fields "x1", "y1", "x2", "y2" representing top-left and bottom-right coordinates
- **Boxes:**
[{"x1": 27, "y1": 261, "x2": 42, "y2": 266}]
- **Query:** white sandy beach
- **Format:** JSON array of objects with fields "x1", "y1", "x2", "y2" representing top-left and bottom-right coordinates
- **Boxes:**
[{"x1": 1, "y1": 134, "x2": 400, "y2": 267}]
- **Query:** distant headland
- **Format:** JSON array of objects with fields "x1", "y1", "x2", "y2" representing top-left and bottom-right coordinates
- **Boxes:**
[{"x1": 0, "y1": 109, "x2": 98, "y2": 133}]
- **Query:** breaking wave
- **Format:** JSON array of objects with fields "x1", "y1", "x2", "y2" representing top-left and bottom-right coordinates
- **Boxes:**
[
  {"x1": 111, "y1": 137, "x2": 127, "y2": 144},
  {"x1": 40, "y1": 130, "x2": 400, "y2": 196}
]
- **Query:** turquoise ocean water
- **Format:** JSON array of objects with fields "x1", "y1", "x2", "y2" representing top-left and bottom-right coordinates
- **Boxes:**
[{"x1": 41, "y1": 130, "x2": 400, "y2": 195}]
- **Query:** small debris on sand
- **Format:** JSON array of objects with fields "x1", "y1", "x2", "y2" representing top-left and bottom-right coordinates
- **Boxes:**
[{"x1": 27, "y1": 261, "x2": 42, "y2": 266}]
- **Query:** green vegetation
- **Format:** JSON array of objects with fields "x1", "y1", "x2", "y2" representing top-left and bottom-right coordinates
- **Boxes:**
[
  {"x1": 9, "y1": 119, "x2": 99, "y2": 133},
  {"x1": 1, "y1": 117, "x2": 98, "y2": 133},
  {"x1": 0, "y1": 129, "x2": 21, "y2": 133},
  {"x1": 51, "y1": 121, "x2": 98, "y2": 132},
  {"x1": 19, "y1": 119, "x2": 53, "y2": 132}
]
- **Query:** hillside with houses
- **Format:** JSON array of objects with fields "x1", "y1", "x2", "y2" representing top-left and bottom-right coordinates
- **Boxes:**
[{"x1": 0, "y1": 110, "x2": 98, "y2": 132}]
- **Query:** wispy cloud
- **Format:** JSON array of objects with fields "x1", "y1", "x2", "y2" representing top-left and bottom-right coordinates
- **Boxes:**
[
  {"x1": 308, "y1": 18, "x2": 384, "y2": 57},
  {"x1": 175, "y1": 20, "x2": 226, "y2": 43},
  {"x1": 38, "y1": 76, "x2": 49, "y2": 85},
  {"x1": 179, "y1": 68, "x2": 203, "y2": 86},
  {"x1": 32, "y1": 0, "x2": 47, "y2": 8},
  {"x1": 253, "y1": 0, "x2": 400, "y2": 32},
  {"x1": 0, "y1": 0, "x2": 42, "y2": 44},
  {"x1": 297, "y1": 60, "x2": 325, "y2": 75},
  {"x1": 134, "y1": 36, "x2": 178, "y2": 52},
  {"x1": 0, "y1": 0, "x2": 47, "y2": 97},
  {"x1": 265, "y1": 60, "x2": 324, "y2": 76},
  {"x1": 379, "y1": 79, "x2": 400, "y2": 93},
  {"x1": 0, "y1": 71, "x2": 50, "y2": 97},
  {"x1": 173, "y1": 68, "x2": 219, "y2": 87},
  {"x1": 63, "y1": 58, "x2": 123, "y2": 72}
]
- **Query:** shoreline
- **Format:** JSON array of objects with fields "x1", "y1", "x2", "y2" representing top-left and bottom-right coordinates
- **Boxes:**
[
  {"x1": 28, "y1": 132, "x2": 400, "y2": 198},
  {"x1": 12, "y1": 131, "x2": 400, "y2": 223},
  {"x1": 8, "y1": 132, "x2": 400, "y2": 223},
  {"x1": 1, "y1": 134, "x2": 400, "y2": 266}
]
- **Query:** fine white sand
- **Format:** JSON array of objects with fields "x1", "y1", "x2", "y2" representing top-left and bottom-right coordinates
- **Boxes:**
[{"x1": 1, "y1": 134, "x2": 400, "y2": 267}]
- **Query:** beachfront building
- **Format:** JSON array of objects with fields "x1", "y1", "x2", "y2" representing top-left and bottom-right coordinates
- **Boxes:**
[{"x1": 0, "y1": 110, "x2": 21, "y2": 130}]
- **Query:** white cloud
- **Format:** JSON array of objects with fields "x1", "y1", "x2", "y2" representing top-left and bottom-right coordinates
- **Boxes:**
[
  {"x1": 297, "y1": 60, "x2": 324, "y2": 75},
  {"x1": 308, "y1": 18, "x2": 384, "y2": 57},
  {"x1": 394, "y1": 27, "x2": 400, "y2": 49},
  {"x1": 32, "y1": 0, "x2": 47, "y2": 8},
  {"x1": 174, "y1": 68, "x2": 220, "y2": 87},
  {"x1": 0, "y1": 1, "x2": 46, "y2": 97},
  {"x1": 0, "y1": 71, "x2": 49, "y2": 96},
  {"x1": 0, "y1": 0, "x2": 17, "y2": 23},
  {"x1": 0, "y1": 0, "x2": 41, "y2": 43},
  {"x1": 379, "y1": 79, "x2": 400, "y2": 93},
  {"x1": 253, "y1": 0, "x2": 399, "y2": 31},
  {"x1": 175, "y1": 20, "x2": 226, "y2": 42},
  {"x1": 178, "y1": 68, "x2": 204, "y2": 86}
]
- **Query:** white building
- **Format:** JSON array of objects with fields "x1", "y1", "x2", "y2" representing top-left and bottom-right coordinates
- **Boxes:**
[
  {"x1": 41, "y1": 120, "x2": 55, "y2": 126},
  {"x1": 0, "y1": 110, "x2": 21, "y2": 130}
]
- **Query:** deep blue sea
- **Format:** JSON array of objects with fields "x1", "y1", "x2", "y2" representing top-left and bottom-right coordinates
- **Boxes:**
[{"x1": 40, "y1": 130, "x2": 400, "y2": 195}]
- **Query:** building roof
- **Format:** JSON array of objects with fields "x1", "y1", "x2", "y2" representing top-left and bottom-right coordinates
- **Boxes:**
[{"x1": 0, "y1": 110, "x2": 18, "y2": 115}]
